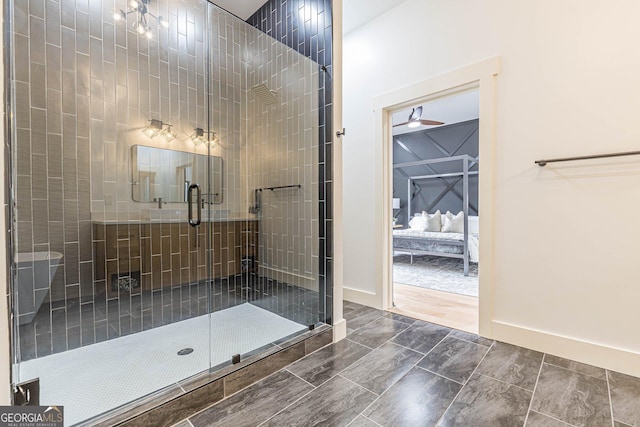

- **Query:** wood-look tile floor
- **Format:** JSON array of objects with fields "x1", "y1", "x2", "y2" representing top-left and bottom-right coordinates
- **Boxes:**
[
  {"x1": 390, "y1": 283, "x2": 479, "y2": 333},
  {"x1": 175, "y1": 301, "x2": 640, "y2": 427}
]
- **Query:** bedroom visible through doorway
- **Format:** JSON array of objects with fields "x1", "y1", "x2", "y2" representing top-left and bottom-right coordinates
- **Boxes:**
[{"x1": 390, "y1": 90, "x2": 480, "y2": 333}]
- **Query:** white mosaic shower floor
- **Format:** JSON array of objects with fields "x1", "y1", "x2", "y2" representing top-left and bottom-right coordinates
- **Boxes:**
[{"x1": 19, "y1": 303, "x2": 307, "y2": 426}]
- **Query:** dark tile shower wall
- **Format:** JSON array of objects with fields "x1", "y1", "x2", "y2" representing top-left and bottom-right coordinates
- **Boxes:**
[{"x1": 247, "y1": 0, "x2": 334, "y2": 325}]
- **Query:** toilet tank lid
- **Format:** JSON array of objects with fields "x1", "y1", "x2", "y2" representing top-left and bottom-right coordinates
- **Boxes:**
[{"x1": 16, "y1": 251, "x2": 64, "y2": 263}]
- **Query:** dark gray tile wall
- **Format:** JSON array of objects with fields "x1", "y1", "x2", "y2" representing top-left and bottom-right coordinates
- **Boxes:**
[{"x1": 247, "y1": 0, "x2": 334, "y2": 324}]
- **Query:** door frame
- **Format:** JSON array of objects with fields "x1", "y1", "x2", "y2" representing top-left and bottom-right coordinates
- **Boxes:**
[{"x1": 374, "y1": 57, "x2": 500, "y2": 337}]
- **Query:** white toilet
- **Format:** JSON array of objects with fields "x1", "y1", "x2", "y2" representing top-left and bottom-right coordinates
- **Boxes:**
[{"x1": 16, "y1": 252, "x2": 63, "y2": 325}]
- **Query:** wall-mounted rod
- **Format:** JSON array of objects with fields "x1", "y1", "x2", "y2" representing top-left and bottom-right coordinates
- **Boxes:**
[
  {"x1": 257, "y1": 184, "x2": 302, "y2": 191},
  {"x1": 535, "y1": 150, "x2": 640, "y2": 166}
]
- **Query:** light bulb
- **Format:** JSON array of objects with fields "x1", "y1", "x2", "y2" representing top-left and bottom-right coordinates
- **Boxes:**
[
  {"x1": 142, "y1": 126, "x2": 159, "y2": 138},
  {"x1": 137, "y1": 24, "x2": 146, "y2": 35},
  {"x1": 191, "y1": 128, "x2": 205, "y2": 146},
  {"x1": 158, "y1": 16, "x2": 170, "y2": 28},
  {"x1": 145, "y1": 30, "x2": 153, "y2": 39},
  {"x1": 142, "y1": 119, "x2": 163, "y2": 138},
  {"x1": 113, "y1": 11, "x2": 122, "y2": 21},
  {"x1": 207, "y1": 132, "x2": 218, "y2": 146},
  {"x1": 407, "y1": 120, "x2": 420, "y2": 128},
  {"x1": 130, "y1": 0, "x2": 139, "y2": 8},
  {"x1": 161, "y1": 127, "x2": 176, "y2": 142}
]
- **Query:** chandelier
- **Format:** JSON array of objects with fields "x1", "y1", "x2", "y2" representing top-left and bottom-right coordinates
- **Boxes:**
[{"x1": 113, "y1": 0, "x2": 169, "y2": 40}]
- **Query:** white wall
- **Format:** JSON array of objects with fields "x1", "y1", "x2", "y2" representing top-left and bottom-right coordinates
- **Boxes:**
[
  {"x1": 343, "y1": 0, "x2": 640, "y2": 375},
  {"x1": 332, "y1": 0, "x2": 347, "y2": 342}
]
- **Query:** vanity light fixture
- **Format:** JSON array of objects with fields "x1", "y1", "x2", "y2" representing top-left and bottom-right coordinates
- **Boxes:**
[
  {"x1": 142, "y1": 119, "x2": 175, "y2": 142},
  {"x1": 142, "y1": 119, "x2": 163, "y2": 138},
  {"x1": 191, "y1": 128, "x2": 217, "y2": 147},
  {"x1": 113, "y1": 0, "x2": 168, "y2": 40},
  {"x1": 191, "y1": 128, "x2": 205, "y2": 146}
]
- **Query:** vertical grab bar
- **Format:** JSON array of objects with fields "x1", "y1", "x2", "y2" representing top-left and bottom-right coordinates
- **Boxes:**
[{"x1": 188, "y1": 183, "x2": 201, "y2": 227}]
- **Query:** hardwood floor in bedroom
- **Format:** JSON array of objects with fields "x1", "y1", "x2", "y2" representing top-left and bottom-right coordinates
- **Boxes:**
[{"x1": 391, "y1": 283, "x2": 479, "y2": 333}]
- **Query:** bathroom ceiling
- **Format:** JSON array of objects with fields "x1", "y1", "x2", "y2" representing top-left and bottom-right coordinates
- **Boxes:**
[
  {"x1": 392, "y1": 90, "x2": 480, "y2": 136},
  {"x1": 212, "y1": 0, "x2": 267, "y2": 20}
]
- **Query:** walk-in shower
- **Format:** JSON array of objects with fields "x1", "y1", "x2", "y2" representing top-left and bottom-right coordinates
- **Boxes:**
[{"x1": 7, "y1": 0, "x2": 328, "y2": 424}]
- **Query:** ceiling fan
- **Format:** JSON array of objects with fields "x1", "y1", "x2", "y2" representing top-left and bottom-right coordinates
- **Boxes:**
[{"x1": 393, "y1": 106, "x2": 444, "y2": 128}]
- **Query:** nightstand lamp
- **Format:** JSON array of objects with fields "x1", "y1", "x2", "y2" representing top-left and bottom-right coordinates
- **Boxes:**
[{"x1": 392, "y1": 198, "x2": 401, "y2": 226}]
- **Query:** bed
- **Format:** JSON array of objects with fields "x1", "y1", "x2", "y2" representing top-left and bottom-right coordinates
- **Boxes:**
[
  {"x1": 392, "y1": 154, "x2": 478, "y2": 276},
  {"x1": 393, "y1": 214, "x2": 479, "y2": 273}
]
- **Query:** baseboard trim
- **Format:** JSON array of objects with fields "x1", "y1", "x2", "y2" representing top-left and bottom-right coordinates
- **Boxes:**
[
  {"x1": 343, "y1": 286, "x2": 382, "y2": 309},
  {"x1": 492, "y1": 320, "x2": 640, "y2": 377},
  {"x1": 332, "y1": 318, "x2": 347, "y2": 342}
]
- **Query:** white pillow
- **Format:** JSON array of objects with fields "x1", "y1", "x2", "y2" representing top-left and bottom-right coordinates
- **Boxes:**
[
  {"x1": 442, "y1": 211, "x2": 464, "y2": 233},
  {"x1": 408, "y1": 214, "x2": 427, "y2": 231},
  {"x1": 422, "y1": 210, "x2": 442, "y2": 232},
  {"x1": 409, "y1": 210, "x2": 441, "y2": 231}
]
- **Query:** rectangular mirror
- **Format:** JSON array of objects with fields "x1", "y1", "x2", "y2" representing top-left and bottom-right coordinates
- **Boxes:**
[{"x1": 131, "y1": 145, "x2": 223, "y2": 204}]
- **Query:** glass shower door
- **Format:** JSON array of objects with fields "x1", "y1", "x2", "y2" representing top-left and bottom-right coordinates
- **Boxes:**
[
  {"x1": 8, "y1": 0, "x2": 325, "y2": 423},
  {"x1": 9, "y1": 0, "x2": 216, "y2": 423},
  {"x1": 204, "y1": 2, "x2": 323, "y2": 371}
]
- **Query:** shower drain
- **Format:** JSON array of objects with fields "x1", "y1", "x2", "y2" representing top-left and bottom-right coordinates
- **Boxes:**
[{"x1": 177, "y1": 348, "x2": 194, "y2": 356}]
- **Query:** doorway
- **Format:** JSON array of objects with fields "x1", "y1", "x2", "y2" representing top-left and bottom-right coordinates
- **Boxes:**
[
  {"x1": 390, "y1": 91, "x2": 479, "y2": 332},
  {"x1": 373, "y1": 57, "x2": 500, "y2": 337}
]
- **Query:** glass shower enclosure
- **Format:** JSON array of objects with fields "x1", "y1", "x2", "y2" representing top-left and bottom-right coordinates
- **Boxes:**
[{"x1": 8, "y1": 0, "x2": 324, "y2": 424}]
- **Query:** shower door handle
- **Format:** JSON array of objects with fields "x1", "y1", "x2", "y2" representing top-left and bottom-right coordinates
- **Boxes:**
[{"x1": 188, "y1": 183, "x2": 201, "y2": 227}]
